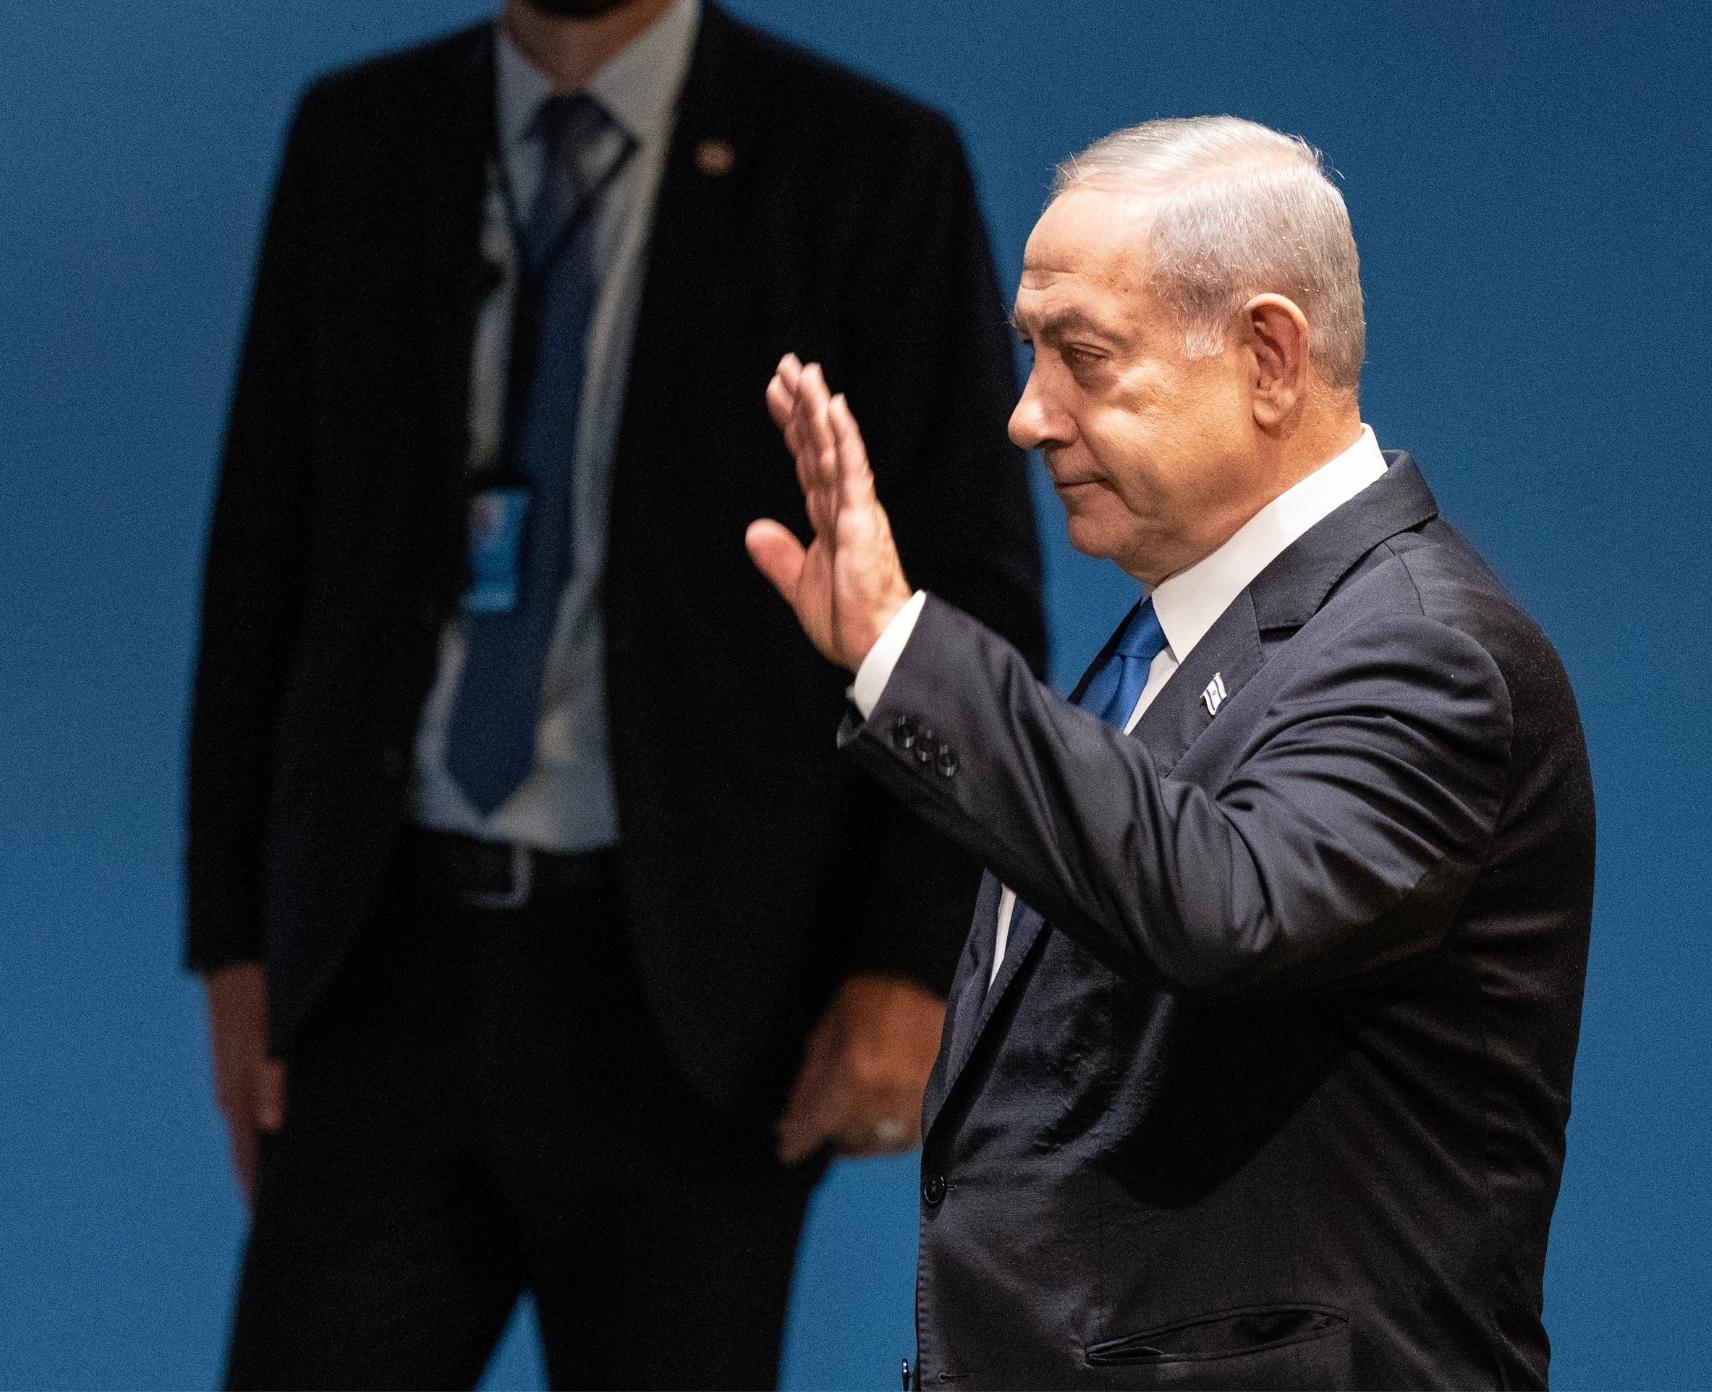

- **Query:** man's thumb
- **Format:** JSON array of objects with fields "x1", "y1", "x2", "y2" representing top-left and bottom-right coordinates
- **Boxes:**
[{"x1": 745, "y1": 519, "x2": 806, "y2": 603}]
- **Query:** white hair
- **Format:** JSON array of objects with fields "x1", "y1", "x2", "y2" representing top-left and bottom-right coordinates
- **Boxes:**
[{"x1": 1053, "y1": 116, "x2": 1365, "y2": 392}]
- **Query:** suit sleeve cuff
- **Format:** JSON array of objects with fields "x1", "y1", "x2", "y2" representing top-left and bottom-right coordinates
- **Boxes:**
[{"x1": 849, "y1": 590, "x2": 929, "y2": 718}]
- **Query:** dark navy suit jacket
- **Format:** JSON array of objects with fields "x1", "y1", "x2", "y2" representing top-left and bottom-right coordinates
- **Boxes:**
[
  {"x1": 186, "y1": 5, "x2": 1045, "y2": 1118},
  {"x1": 842, "y1": 456, "x2": 1593, "y2": 1389}
]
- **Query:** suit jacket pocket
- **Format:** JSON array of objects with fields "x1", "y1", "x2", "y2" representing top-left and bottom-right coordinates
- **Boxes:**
[{"x1": 1086, "y1": 1304, "x2": 1349, "y2": 1388}]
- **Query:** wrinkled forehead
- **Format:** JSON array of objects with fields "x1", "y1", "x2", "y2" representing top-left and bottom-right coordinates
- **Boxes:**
[{"x1": 1014, "y1": 186, "x2": 1159, "y2": 323}]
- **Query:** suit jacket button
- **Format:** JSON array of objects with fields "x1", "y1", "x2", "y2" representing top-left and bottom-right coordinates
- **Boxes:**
[
  {"x1": 892, "y1": 716, "x2": 918, "y2": 752},
  {"x1": 914, "y1": 728, "x2": 938, "y2": 763},
  {"x1": 922, "y1": 1174, "x2": 947, "y2": 1207},
  {"x1": 936, "y1": 747, "x2": 958, "y2": 777}
]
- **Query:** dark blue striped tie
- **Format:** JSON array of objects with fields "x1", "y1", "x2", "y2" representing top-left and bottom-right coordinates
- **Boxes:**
[{"x1": 447, "y1": 95, "x2": 631, "y2": 816}]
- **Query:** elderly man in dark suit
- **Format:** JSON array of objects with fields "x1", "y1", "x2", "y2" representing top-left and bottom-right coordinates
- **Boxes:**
[
  {"x1": 186, "y1": 0, "x2": 1043, "y2": 1385},
  {"x1": 751, "y1": 116, "x2": 1593, "y2": 1390}
]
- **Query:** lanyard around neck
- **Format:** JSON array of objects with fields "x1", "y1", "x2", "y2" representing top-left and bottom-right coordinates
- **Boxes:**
[{"x1": 493, "y1": 122, "x2": 639, "y2": 284}]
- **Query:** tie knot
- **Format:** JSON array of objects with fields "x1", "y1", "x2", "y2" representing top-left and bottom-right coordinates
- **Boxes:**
[
  {"x1": 519, "y1": 93, "x2": 633, "y2": 268},
  {"x1": 1114, "y1": 598, "x2": 1167, "y2": 662},
  {"x1": 533, "y1": 93, "x2": 630, "y2": 199},
  {"x1": 534, "y1": 91, "x2": 612, "y2": 156}
]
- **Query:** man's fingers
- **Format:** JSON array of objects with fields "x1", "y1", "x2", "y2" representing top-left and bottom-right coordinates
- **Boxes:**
[
  {"x1": 775, "y1": 1094, "x2": 825, "y2": 1165},
  {"x1": 746, "y1": 519, "x2": 807, "y2": 602},
  {"x1": 829, "y1": 393, "x2": 874, "y2": 504},
  {"x1": 765, "y1": 372, "x2": 796, "y2": 434},
  {"x1": 233, "y1": 1126, "x2": 259, "y2": 1206},
  {"x1": 757, "y1": 357, "x2": 909, "y2": 668},
  {"x1": 202, "y1": 964, "x2": 280, "y2": 1209},
  {"x1": 256, "y1": 1060, "x2": 287, "y2": 1134},
  {"x1": 778, "y1": 1075, "x2": 848, "y2": 1165},
  {"x1": 796, "y1": 363, "x2": 838, "y2": 487},
  {"x1": 793, "y1": 1065, "x2": 917, "y2": 1160},
  {"x1": 836, "y1": 1109, "x2": 921, "y2": 1158},
  {"x1": 781, "y1": 1023, "x2": 834, "y2": 1129},
  {"x1": 766, "y1": 360, "x2": 847, "y2": 540},
  {"x1": 766, "y1": 355, "x2": 808, "y2": 437},
  {"x1": 792, "y1": 366, "x2": 843, "y2": 541},
  {"x1": 809, "y1": 368, "x2": 840, "y2": 485},
  {"x1": 785, "y1": 363, "x2": 815, "y2": 452},
  {"x1": 826, "y1": 1068, "x2": 920, "y2": 1157},
  {"x1": 777, "y1": 1015, "x2": 841, "y2": 1165},
  {"x1": 223, "y1": 1108, "x2": 260, "y2": 1207},
  {"x1": 776, "y1": 362, "x2": 836, "y2": 533},
  {"x1": 216, "y1": 1056, "x2": 284, "y2": 1206}
]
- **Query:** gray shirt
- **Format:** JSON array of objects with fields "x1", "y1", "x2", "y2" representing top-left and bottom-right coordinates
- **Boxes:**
[{"x1": 412, "y1": 0, "x2": 701, "y2": 851}]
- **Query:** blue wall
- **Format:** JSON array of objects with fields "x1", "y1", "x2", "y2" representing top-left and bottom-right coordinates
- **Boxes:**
[{"x1": 2, "y1": 1, "x2": 1708, "y2": 1386}]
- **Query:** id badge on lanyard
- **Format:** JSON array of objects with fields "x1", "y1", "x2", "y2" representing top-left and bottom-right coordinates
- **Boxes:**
[
  {"x1": 460, "y1": 161, "x2": 532, "y2": 618},
  {"x1": 458, "y1": 135, "x2": 634, "y2": 618},
  {"x1": 462, "y1": 485, "x2": 531, "y2": 614}
]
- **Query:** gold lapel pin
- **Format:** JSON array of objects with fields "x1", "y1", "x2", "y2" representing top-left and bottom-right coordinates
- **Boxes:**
[{"x1": 694, "y1": 137, "x2": 736, "y2": 177}]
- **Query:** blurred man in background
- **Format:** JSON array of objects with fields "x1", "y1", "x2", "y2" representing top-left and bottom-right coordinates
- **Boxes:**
[{"x1": 186, "y1": 0, "x2": 1043, "y2": 1384}]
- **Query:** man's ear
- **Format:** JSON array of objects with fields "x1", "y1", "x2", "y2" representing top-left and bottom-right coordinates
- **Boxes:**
[{"x1": 1241, "y1": 294, "x2": 1311, "y2": 430}]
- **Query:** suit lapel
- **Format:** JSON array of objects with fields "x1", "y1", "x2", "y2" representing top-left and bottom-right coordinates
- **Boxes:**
[
  {"x1": 923, "y1": 455, "x2": 1443, "y2": 1141},
  {"x1": 923, "y1": 872, "x2": 1002, "y2": 1129},
  {"x1": 611, "y1": 4, "x2": 751, "y2": 463},
  {"x1": 1131, "y1": 591, "x2": 1266, "y2": 772},
  {"x1": 414, "y1": 27, "x2": 498, "y2": 598},
  {"x1": 924, "y1": 893, "x2": 1051, "y2": 1135},
  {"x1": 602, "y1": 5, "x2": 757, "y2": 623}
]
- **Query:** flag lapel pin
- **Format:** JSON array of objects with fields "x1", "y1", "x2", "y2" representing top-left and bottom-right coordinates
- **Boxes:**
[
  {"x1": 694, "y1": 137, "x2": 736, "y2": 177},
  {"x1": 1200, "y1": 672, "x2": 1228, "y2": 717}
]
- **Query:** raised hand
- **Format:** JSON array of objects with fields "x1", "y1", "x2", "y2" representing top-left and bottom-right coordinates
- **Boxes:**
[{"x1": 745, "y1": 355, "x2": 914, "y2": 671}]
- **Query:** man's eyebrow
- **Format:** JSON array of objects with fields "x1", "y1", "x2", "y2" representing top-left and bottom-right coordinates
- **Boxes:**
[{"x1": 1009, "y1": 305, "x2": 1111, "y2": 340}]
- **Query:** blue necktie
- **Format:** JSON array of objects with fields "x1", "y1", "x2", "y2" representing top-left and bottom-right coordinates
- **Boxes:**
[
  {"x1": 447, "y1": 95, "x2": 632, "y2": 816},
  {"x1": 1076, "y1": 597, "x2": 1168, "y2": 727}
]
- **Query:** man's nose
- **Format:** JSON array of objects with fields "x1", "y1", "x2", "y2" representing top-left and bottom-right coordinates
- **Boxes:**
[{"x1": 1009, "y1": 369, "x2": 1066, "y2": 451}]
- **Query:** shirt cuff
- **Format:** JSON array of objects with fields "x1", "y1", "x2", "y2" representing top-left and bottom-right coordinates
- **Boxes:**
[{"x1": 849, "y1": 590, "x2": 928, "y2": 718}]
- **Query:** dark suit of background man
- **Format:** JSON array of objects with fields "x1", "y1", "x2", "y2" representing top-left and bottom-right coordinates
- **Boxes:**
[
  {"x1": 751, "y1": 116, "x2": 1593, "y2": 1390},
  {"x1": 185, "y1": 0, "x2": 1044, "y2": 1382}
]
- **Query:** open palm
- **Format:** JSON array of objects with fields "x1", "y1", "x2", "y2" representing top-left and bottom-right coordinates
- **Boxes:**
[{"x1": 746, "y1": 355, "x2": 914, "y2": 670}]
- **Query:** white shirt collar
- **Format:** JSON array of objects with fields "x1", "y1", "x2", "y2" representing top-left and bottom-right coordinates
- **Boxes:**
[
  {"x1": 496, "y1": 0, "x2": 700, "y2": 151},
  {"x1": 1148, "y1": 426, "x2": 1388, "y2": 665}
]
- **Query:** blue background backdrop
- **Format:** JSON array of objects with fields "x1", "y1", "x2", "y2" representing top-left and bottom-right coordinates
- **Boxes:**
[{"x1": 3, "y1": 0, "x2": 1709, "y2": 1386}]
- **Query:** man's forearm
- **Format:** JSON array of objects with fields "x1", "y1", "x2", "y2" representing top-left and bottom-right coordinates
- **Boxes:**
[{"x1": 839, "y1": 595, "x2": 1510, "y2": 1002}]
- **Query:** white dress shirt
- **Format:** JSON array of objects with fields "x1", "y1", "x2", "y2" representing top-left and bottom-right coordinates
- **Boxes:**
[
  {"x1": 412, "y1": 0, "x2": 701, "y2": 851},
  {"x1": 853, "y1": 426, "x2": 1389, "y2": 984}
]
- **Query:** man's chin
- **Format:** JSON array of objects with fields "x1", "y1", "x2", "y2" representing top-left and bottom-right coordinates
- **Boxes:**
[
  {"x1": 1063, "y1": 514, "x2": 1122, "y2": 563},
  {"x1": 1063, "y1": 518, "x2": 1162, "y2": 585}
]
